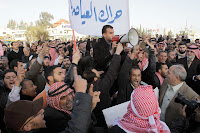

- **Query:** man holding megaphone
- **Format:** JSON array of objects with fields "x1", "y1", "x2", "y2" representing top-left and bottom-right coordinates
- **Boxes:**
[
  {"x1": 93, "y1": 25, "x2": 139, "y2": 71},
  {"x1": 93, "y1": 25, "x2": 118, "y2": 71}
]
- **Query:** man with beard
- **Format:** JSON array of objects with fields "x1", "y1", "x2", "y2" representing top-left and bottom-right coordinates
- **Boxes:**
[
  {"x1": 93, "y1": 25, "x2": 117, "y2": 71},
  {"x1": 78, "y1": 42, "x2": 88, "y2": 57},
  {"x1": 153, "y1": 63, "x2": 168, "y2": 89},
  {"x1": 195, "y1": 39, "x2": 199, "y2": 44},
  {"x1": 42, "y1": 56, "x2": 50, "y2": 69},
  {"x1": 44, "y1": 81, "x2": 100, "y2": 133},
  {"x1": 33, "y1": 65, "x2": 66, "y2": 109},
  {"x1": 34, "y1": 50, "x2": 81, "y2": 108},
  {"x1": 177, "y1": 44, "x2": 200, "y2": 93},
  {"x1": 62, "y1": 56, "x2": 71, "y2": 71},
  {"x1": 167, "y1": 50, "x2": 176, "y2": 67},
  {"x1": 49, "y1": 40, "x2": 58, "y2": 66},
  {"x1": 1, "y1": 56, "x2": 9, "y2": 71},
  {"x1": 176, "y1": 42, "x2": 187, "y2": 59}
]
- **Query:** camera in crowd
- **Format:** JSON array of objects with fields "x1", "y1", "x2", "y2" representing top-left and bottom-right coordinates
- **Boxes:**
[{"x1": 175, "y1": 92, "x2": 200, "y2": 118}]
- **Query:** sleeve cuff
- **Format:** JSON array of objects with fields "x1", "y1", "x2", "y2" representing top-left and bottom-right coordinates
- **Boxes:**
[
  {"x1": 37, "y1": 56, "x2": 44, "y2": 65},
  {"x1": 110, "y1": 51, "x2": 114, "y2": 55},
  {"x1": 11, "y1": 85, "x2": 21, "y2": 94},
  {"x1": 9, "y1": 85, "x2": 21, "y2": 101}
]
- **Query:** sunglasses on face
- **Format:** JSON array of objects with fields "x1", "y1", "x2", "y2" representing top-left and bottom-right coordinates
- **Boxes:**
[{"x1": 187, "y1": 50, "x2": 194, "y2": 53}]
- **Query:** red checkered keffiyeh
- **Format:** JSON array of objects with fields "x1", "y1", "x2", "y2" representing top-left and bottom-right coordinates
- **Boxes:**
[
  {"x1": 187, "y1": 44, "x2": 200, "y2": 60},
  {"x1": 135, "y1": 48, "x2": 149, "y2": 71},
  {"x1": 115, "y1": 85, "x2": 170, "y2": 133},
  {"x1": 47, "y1": 82, "x2": 74, "y2": 114}
]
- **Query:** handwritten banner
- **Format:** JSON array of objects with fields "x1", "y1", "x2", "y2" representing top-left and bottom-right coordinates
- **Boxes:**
[{"x1": 68, "y1": 0, "x2": 130, "y2": 36}]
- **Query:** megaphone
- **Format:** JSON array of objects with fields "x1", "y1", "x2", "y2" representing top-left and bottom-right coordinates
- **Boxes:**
[{"x1": 112, "y1": 28, "x2": 139, "y2": 46}]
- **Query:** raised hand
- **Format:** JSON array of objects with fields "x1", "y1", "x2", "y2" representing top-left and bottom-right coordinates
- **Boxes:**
[
  {"x1": 39, "y1": 42, "x2": 49, "y2": 58},
  {"x1": 88, "y1": 84, "x2": 100, "y2": 111},
  {"x1": 115, "y1": 43, "x2": 123, "y2": 55},
  {"x1": 73, "y1": 67, "x2": 87, "y2": 93},
  {"x1": 146, "y1": 38, "x2": 154, "y2": 49},
  {"x1": 15, "y1": 62, "x2": 26, "y2": 87},
  {"x1": 36, "y1": 46, "x2": 43, "y2": 54},
  {"x1": 72, "y1": 48, "x2": 82, "y2": 65},
  {"x1": 110, "y1": 41, "x2": 118, "y2": 54},
  {"x1": 130, "y1": 45, "x2": 140, "y2": 60},
  {"x1": 59, "y1": 56, "x2": 64, "y2": 64}
]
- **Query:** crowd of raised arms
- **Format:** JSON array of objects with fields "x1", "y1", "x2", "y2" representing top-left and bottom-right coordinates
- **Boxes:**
[{"x1": 0, "y1": 25, "x2": 200, "y2": 133}]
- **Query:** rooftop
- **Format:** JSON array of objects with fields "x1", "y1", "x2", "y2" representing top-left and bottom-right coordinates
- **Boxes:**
[{"x1": 53, "y1": 19, "x2": 70, "y2": 28}]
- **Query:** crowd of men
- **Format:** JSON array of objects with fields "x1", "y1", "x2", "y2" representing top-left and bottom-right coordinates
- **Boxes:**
[{"x1": 0, "y1": 25, "x2": 200, "y2": 133}]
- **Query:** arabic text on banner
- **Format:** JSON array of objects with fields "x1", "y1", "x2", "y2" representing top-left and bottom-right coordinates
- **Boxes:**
[{"x1": 68, "y1": 0, "x2": 130, "y2": 36}]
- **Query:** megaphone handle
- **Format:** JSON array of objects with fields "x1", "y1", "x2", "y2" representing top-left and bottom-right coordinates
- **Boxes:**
[{"x1": 117, "y1": 34, "x2": 126, "y2": 44}]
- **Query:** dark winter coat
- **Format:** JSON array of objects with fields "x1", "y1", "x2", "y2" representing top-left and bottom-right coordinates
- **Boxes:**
[
  {"x1": 171, "y1": 115, "x2": 200, "y2": 133},
  {"x1": 116, "y1": 49, "x2": 155, "y2": 104},
  {"x1": 93, "y1": 54, "x2": 121, "y2": 127},
  {"x1": 0, "y1": 82, "x2": 10, "y2": 133},
  {"x1": 93, "y1": 38, "x2": 113, "y2": 71},
  {"x1": 176, "y1": 57, "x2": 200, "y2": 93}
]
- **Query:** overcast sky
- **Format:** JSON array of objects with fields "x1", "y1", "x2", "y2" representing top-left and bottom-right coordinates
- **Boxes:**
[{"x1": 0, "y1": 0, "x2": 200, "y2": 33}]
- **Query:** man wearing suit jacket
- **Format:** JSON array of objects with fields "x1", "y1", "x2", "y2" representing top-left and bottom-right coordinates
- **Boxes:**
[
  {"x1": 159, "y1": 64, "x2": 199, "y2": 129},
  {"x1": 177, "y1": 44, "x2": 200, "y2": 93}
]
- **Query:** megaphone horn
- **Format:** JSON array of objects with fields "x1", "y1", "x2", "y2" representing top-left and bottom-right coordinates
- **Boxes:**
[{"x1": 112, "y1": 28, "x2": 139, "y2": 46}]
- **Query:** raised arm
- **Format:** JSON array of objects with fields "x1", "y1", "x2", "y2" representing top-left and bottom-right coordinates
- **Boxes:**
[
  {"x1": 25, "y1": 43, "x2": 49, "y2": 80},
  {"x1": 7, "y1": 62, "x2": 26, "y2": 106},
  {"x1": 61, "y1": 67, "x2": 92, "y2": 133},
  {"x1": 64, "y1": 48, "x2": 82, "y2": 86}
]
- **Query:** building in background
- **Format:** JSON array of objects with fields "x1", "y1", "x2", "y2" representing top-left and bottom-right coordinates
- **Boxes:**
[
  {"x1": 0, "y1": 19, "x2": 86, "y2": 43},
  {"x1": 48, "y1": 19, "x2": 85, "y2": 40},
  {"x1": 0, "y1": 28, "x2": 26, "y2": 44}
]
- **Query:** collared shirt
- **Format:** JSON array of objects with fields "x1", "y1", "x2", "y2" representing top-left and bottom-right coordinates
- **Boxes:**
[
  {"x1": 107, "y1": 42, "x2": 113, "y2": 55},
  {"x1": 130, "y1": 81, "x2": 148, "y2": 90},
  {"x1": 12, "y1": 49, "x2": 19, "y2": 53},
  {"x1": 160, "y1": 82, "x2": 183, "y2": 121}
]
